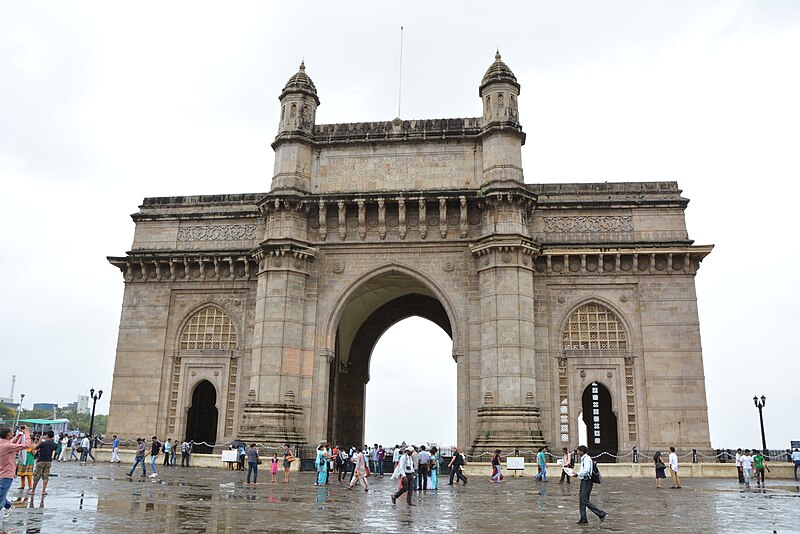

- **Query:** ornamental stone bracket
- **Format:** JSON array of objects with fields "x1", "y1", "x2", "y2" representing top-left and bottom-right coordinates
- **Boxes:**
[
  {"x1": 533, "y1": 245, "x2": 714, "y2": 276},
  {"x1": 108, "y1": 253, "x2": 258, "y2": 283},
  {"x1": 252, "y1": 238, "x2": 317, "y2": 274},
  {"x1": 470, "y1": 235, "x2": 541, "y2": 258}
]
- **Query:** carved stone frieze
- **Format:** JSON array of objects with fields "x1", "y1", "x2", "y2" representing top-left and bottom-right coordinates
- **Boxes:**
[
  {"x1": 543, "y1": 216, "x2": 633, "y2": 233},
  {"x1": 177, "y1": 225, "x2": 258, "y2": 241}
]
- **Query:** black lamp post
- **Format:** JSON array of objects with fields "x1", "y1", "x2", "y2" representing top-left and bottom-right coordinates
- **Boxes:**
[
  {"x1": 753, "y1": 395, "x2": 767, "y2": 456},
  {"x1": 88, "y1": 388, "x2": 103, "y2": 437}
]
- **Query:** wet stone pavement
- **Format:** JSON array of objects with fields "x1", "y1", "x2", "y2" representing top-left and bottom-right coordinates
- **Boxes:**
[{"x1": 2, "y1": 461, "x2": 799, "y2": 533}]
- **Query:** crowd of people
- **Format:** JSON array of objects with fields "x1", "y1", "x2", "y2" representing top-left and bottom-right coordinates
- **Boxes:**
[{"x1": 4, "y1": 422, "x2": 798, "y2": 528}]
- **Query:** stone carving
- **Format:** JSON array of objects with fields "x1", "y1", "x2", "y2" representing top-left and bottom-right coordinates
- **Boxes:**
[
  {"x1": 177, "y1": 225, "x2": 258, "y2": 241},
  {"x1": 543, "y1": 216, "x2": 633, "y2": 233}
]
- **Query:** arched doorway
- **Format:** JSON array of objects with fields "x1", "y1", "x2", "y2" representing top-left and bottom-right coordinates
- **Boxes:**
[
  {"x1": 581, "y1": 382, "x2": 618, "y2": 462},
  {"x1": 186, "y1": 380, "x2": 218, "y2": 454},
  {"x1": 327, "y1": 272, "x2": 454, "y2": 448}
]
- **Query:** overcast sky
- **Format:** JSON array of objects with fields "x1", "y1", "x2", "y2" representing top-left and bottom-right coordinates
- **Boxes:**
[{"x1": 1, "y1": 1, "x2": 798, "y2": 450}]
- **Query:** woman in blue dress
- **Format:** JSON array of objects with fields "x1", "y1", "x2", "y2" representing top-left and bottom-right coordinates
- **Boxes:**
[
  {"x1": 429, "y1": 446, "x2": 439, "y2": 490},
  {"x1": 315, "y1": 445, "x2": 328, "y2": 485}
]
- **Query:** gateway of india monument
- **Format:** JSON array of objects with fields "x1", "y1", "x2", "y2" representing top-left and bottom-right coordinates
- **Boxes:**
[{"x1": 107, "y1": 53, "x2": 713, "y2": 458}]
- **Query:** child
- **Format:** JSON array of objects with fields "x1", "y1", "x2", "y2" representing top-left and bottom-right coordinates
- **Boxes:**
[{"x1": 271, "y1": 453, "x2": 279, "y2": 483}]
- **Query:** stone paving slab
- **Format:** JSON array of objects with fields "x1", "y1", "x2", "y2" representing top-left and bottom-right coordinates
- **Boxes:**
[{"x1": 1, "y1": 461, "x2": 798, "y2": 533}]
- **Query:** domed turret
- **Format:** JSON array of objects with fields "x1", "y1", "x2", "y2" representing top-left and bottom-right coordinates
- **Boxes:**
[
  {"x1": 479, "y1": 51, "x2": 520, "y2": 94},
  {"x1": 477, "y1": 51, "x2": 525, "y2": 187},
  {"x1": 479, "y1": 51, "x2": 520, "y2": 125},
  {"x1": 277, "y1": 61, "x2": 320, "y2": 135},
  {"x1": 272, "y1": 61, "x2": 320, "y2": 193}
]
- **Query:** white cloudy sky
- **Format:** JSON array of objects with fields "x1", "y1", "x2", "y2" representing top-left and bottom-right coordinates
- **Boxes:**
[{"x1": 1, "y1": 1, "x2": 798, "y2": 450}]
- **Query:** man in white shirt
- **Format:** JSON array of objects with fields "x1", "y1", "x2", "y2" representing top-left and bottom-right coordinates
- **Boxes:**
[
  {"x1": 735, "y1": 448, "x2": 744, "y2": 484},
  {"x1": 740, "y1": 449, "x2": 753, "y2": 487},
  {"x1": 391, "y1": 446, "x2": 416, "y2": 506},
  {"x1": 392, "y1": 445, "x2": 401, "y2": 468},
  {"x1": 417, "y1": 446, "x2": 431, "y2": 491},
  {"x1": 570, "y1": 445, "x2": 606, "y2": 524},
  {"x1": 668, "y1": 446, "x2": 681, "y2": 489}
]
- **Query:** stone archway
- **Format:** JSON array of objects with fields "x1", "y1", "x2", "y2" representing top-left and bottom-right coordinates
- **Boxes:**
[
  {"x1": 326, "y1": 273, "x2": 453, "y2": 447},
  {"x1": 186, "y1": 380, "x2": 218, "y2": 454}
]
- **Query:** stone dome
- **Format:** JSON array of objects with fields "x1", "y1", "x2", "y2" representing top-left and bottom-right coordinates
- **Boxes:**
[
  {"x1": 479, "y1": 51, "x2": 520, "y2": 94},
  {"x1": 280, "y1": 61, "x2": 320, "y2": 103}
]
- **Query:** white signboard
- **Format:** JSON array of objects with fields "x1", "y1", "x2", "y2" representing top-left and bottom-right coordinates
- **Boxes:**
[
  {"x1": 221, "y1": 450, "x2": 238, "y2": 463},
  {"x1": 506, "y1": 457, "x2": 525, "y2": 470}
]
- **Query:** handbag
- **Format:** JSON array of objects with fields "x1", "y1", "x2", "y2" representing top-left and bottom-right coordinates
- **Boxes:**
[
  {"x1": 257, "y1": 459, "x2": 262, "y2": 465},
  {"x1": 655, "y1": 460, "x2": 666, "y2": 470}
]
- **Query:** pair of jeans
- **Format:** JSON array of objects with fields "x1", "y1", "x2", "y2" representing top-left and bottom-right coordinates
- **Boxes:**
[
  {"x1": 536, "y1": 463, "x2": 547, "y2": 481},
  {"x1": 182, "y1": 452, "x2": 190, "y2": 467},
  {"x1": 128, "y1": 456, "x2": 146, "y2": 476},
  {"x1": 247, "y1": 461, "x2": 258, "y2": 483},
  {"x1": 578, "y1": 478, "x2": 606, "y2": 521},
  {"x1": 0, "y1": 477, "x2": 13, "y2": 511},
  {"x1": 794, "y1": 460, "x2": 800, "y2": 480},
  {"x1": 170, "y1": 450, "x2": 177, "y2": 465},
  {"x1": 375, "y1": 459, "x2": 383, "y2": 475},
  {"x1": 150, "y1": 455, "x2": 158, "y2": 474},
  {"x1": 163, "y1": 451, "x2": 171, "y2": 465},
  {"x1": 80, "y1": 450, "x2": 88, "y2": 463},
  {"x1": 743, "y1": 467, "x2": 752, "y2": 485}
]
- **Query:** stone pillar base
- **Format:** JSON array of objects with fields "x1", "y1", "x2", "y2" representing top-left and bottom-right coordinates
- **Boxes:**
[
  {"x1": 470, "y1": 405, "x2": 546, "y2": 460},
  {"x1": 238, "y1": 402, "x2": 307, "y2": 446}
]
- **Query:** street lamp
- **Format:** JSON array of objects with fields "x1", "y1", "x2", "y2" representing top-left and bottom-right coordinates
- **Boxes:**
[
  {"x1": 753, "y1": 395, "x2": 767, "y2": 456},
  {"x1": 88, "y1": 388, "x2": 103, "y2": 438},
  {"x1": 14, "y1": 393, "x2": 25, "y2": 428}
]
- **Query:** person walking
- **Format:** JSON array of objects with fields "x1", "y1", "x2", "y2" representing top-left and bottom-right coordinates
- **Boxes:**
[
  {"x1": 792, "y1": 448, "x2": 800, "y2": 481},
  {"x1": 668, "y1": 446, "x2": 681, "y2": 489},
  {"x1": 535, "y1": 446, "x2": 548, "y2": 481},
  {"x1": 336, "y1": 447, "x2": 349, "y2": 483},
  {"x1": 69, "y1": 436, "x2": 79, "y2": 462},
  {"x1": 148, "y1": 436, "x2": 161, "y2": 478},
  {"x1": 162, "y1": 439, "x2": 172, "y2": 466},
  {"x1": 559, "y1": 448, "x2": 572, "y2": 485},
  {"x1": 110, "y1": 435, "x2": 121, "y2": 464},
  {"x1": 571, "y1": 445, "x2": 607, "y2": 525},
  {"x1": 417, "y1": 445, "x2": 430, "y2": 491},
  {"x1": 181, "y1": 440, "x2": 191, "y2": 467},
  {"x1": 753, "y1": 450, "x2": 768, "y2": 487},
  {"x1": 447, "y1": 447, "x2": 468, "y2": 485},
  {"x1": 392, "y1": 446, "x2": 417, "y2": 506},
  {"x1": 429, "y1": 447, "x2": 439, "y2": 490},
  {"x1": 126, "y1": 438, "x2": 147, "y2": 477},
  {"x1": 653, "y1": 451, "x2": 666, "y2": 489},
  {"x1": 735, "y1": 448, "x2": 744, "y2": 484},
  {"x1": 411, "y1": 446, "x2": 420, "y2": 490},
  {"x1": 491, "y1": 449, "x2": 503, "y2": 483},
  {"x1": 348, "y1": 447, "x2": 370, "y2": 492},
  {"x1": 79, "y1": 434, "x2": 91, "y2": 465},
  {"x1": 1, "y1": 427, "x2": 30, "y2": 520},
  {"x1": 87, "y1": 436, "x2": 97, "y2": 463},
  {"x1": 740, "y1": 449, "x2": 753, "y2": 487},
  {"x1": 58, "y1": 434, "x2": 69, "y2": 462},
  {"x1": 29, "y1": 431, "x2": 57, "y2": 496},
  {"x1": 393, "y1": 445, "x2": 401, "y2": 470},
  {"x1": 246, "y1": 443, "x2": 259, "y2": 485},
  {"x1": 282, "y1": 444, "x2": 295, "y2": 483}
]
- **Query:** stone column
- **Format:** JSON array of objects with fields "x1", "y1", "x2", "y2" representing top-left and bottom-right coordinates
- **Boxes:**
[{"x1": 469, "y1": 190, "x2": 544, "y2": 456}]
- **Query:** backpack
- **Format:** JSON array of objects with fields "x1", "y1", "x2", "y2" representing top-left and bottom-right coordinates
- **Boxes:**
[{"x1": 590, "y1": 459, "x2": 602, "y2": 484}]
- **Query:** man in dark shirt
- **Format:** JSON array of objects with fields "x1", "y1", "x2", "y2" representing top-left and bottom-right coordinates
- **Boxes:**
[{"x1": 30, "y1": 430, "x2": 58, "y2": 496}]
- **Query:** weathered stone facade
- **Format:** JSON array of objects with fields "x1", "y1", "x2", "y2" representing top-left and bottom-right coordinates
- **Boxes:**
[{"x1": 108, "y1": 54, "x2": 713, "y2": 456}]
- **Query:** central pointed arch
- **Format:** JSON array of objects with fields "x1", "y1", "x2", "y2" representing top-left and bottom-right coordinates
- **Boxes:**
[{"x1": 323, "y1": 264, "x2": 463, "y2": 447}]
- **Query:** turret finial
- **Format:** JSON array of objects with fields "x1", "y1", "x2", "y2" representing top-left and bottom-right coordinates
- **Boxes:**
[
  {"x1": 299, "y1": 60, "x2": 305, "y2": 71},
  {"x1": 495, "y1": 49, "x2": 501, "y2": 61}
]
